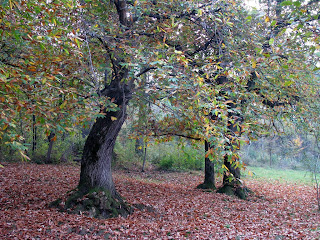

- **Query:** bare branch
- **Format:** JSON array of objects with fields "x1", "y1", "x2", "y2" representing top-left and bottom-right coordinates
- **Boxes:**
[{"x1": 135, "y1": 67, "x2": 156, "y2": 78}]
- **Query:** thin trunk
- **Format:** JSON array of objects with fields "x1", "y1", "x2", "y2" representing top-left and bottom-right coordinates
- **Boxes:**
[
  {"x1": 19, "y1": 112, "x2": 27, "y2": 155},
  {"x1": 316, "y1": 174, "x2": 320, "y2": 211},
  {"x1": 197, "y1": 140, "x2": 215, "y2": 189},
  {"x1": 142, "y1": 144, "x2": 147, "y2": 172},
  {"x1": 315, "y1": 156, "x2": 320, "y2": 211},
  {"x1": 269, "y1": 141, "x2": 272, "y2": 167},
  {"x1": 135, "y1": 137, "x2": 144, "y2": 156},
  {"x1": 32, "y1": 115, "x2": 37, "y2": 154},
  {"x1": 204, "y1": 141, "x2": 215, "y2": 186},
  {"x1": 222, "y1": 152, "x2": 241, "y2": 184},
  {"x1": 46, "y1": 131, "x2": 55, "y2": 164}
]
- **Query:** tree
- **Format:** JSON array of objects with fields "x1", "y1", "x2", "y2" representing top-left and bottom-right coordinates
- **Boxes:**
[
  {"x1": 197, "y1": 141, "x2": 216, "y2": 189},
  {"x1": 57, "y1": 0, "x2": 232, "y2": 217},
  {"x1": 74, "y1": 0, "x2": 320, "y2": 207},
  {"x1": 2, "y1": 0, "x2": 319, "y2": 217}
]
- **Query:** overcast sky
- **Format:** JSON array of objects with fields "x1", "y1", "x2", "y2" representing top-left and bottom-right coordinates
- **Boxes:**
[{"x1": 244, "y1": 0, "x2": 261, "y2": 9}]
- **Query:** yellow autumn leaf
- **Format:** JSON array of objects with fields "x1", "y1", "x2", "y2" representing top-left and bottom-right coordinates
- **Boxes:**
[
  {"x1": 20, "y1": 150, "x2": 31, "y2": 161},
  {"x1": 74, "y1": 38, "x2": 81, "y2": 48},
  {"x1": 265, "y1": 16, "x2": 270, "y2": 22},
  {"x1": 222, "y1": 164, "x2": 229, "y2": 170},
  {"x1": 53, "y1": 57, "x2": 62, "y2": 62},
  {"x1": 252, "y1": 61, "x2": 257, "y2": 68},
  {"x1": 111, "y1": 116, "x2": 117, "y2": 121}
]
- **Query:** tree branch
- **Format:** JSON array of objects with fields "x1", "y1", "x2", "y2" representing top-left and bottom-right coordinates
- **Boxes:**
[
  {"x1": 152, "y1": 131, "x2": 201, "y2": 141},
  {"x1": 135, "y1": 67, "x2": 156, "y2": 78}
]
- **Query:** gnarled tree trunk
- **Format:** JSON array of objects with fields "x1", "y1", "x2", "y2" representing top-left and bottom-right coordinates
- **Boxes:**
[
  {"x1": 50, "y1": 48, "x2": 134, "y2": 217},
  {"x1": 78, "y1": 107, "x2": 125, "y2": 195},
  {"x1": 74, "y1": 74, "x2": 133, "y2": 217}
]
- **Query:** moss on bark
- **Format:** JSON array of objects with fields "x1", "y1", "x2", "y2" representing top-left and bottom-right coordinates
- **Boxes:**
[
  {"x1": 217, "y1": 184, "x2": 250, "y2": 200},
  {"x1": 196, "y1": 182, "x2": 216, "y2": 190},
  {"x1": 50, "y1": 188, "x2": 133, "y2": 219}
]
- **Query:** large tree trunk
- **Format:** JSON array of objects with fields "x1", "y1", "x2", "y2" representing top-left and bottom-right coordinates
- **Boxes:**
[
  {"x1": 75, "y1": 76, "x2": 132, "y2": 217},
  {"x1": 50, "y1": 106, "x2": 132, "y2": 218},
  {"x1": 53, "y1": 96, "x2": 133, "y2": 218},
  {"x1": 50, "y1": 55, "x2": 134, "y2": 218},
  {"x1": 78, "y1": 107, "x2": 126, "y2": 195},
  {"x1": 197, "y1": 140, "x2": 215, "y2": 189}
]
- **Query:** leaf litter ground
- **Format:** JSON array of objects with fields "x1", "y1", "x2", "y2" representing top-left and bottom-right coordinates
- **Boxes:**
[{"x1": 0, "y1": 163, "x2": 319, "y2": 239}]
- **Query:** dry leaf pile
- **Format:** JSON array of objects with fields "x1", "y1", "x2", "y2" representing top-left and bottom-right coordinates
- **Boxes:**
[{"x1": 0, "y1": 163, "x2": 319, "y2": 239}]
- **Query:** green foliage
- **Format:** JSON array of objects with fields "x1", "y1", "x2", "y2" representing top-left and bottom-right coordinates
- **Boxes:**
[
  {"x1": 113, "y1": 137, "x2": 204, "y2": 171},
  {"x1": 148, "y1": 142, "x2": 204, "y2": 171},
  {"x1": 0, "y1": 126, "x2": 87, "y2": 164},
  {"x1": 113, "y1": 140, "x2": 143, "y2": 170},
  {"x1": 158, "y1": 157, "x2": 175, "y2": 171},
  {"x1": 1, "y1": 0, "x2": 319, "y2": 188}
]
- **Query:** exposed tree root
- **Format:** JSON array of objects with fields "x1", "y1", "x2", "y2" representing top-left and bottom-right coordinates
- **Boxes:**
[
  {"x1": 49, "y1": 188, "x2": 133, "y2": 219},
  {"x1": 217, "y1": 184, "x2": 251, "y2": 200},
  {"x1": 196, "y1": 182, "x2": 216, "y2": 190}
]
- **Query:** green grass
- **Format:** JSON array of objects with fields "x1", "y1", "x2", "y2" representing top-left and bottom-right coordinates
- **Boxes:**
[{"x1": 244, "y1": 166, "x2": 313, "y2": 185}]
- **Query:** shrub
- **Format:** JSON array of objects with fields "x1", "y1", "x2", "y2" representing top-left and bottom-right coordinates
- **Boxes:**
[{"x1": 158, "y1": 156, "x2": 175, "y2": 170}]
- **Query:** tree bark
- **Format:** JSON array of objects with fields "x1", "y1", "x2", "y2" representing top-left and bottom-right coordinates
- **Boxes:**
[
  {"x1": 52, "y1": 87, "x2": 133, "y2": 218},
  {"x1": 54, "y1": 57, "x2": 134, "y2": 218},
  {"x1": 46, "y1": 131, "x2": 55, "y2": 164},
  {"x1": 78, "y1": 107, "x2": 126, "y2": 195},
  {"x1": 32, "y1": 115, "x2": 37, "y2": 155},
  {"x1": 197, "y1": 140, "x2": 215, "y2": 189},
  {"x1": 217, "y1": 102, "x2": 247, "y2": 199},
  {"x1": 142, "y1": 144, "x2": 147, "y2": 172}
]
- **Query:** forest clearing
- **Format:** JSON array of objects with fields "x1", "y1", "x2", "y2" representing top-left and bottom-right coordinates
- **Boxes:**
[
  {"x1": 1, "y1": 0, "x2": 320, "y2": 239},
  {"x1": 1, "y1": 163, "x2": 319, "y2": 239}
]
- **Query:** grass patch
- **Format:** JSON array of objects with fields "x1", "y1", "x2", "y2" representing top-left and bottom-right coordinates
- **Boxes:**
[{"x1": 244, "y1": 166, "x2": 312, "y2": 185}]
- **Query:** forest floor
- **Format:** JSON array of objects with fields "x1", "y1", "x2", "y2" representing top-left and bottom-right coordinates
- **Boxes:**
[{"x1": 0, "y1": 163, "x2": 319, "y2": 239}]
